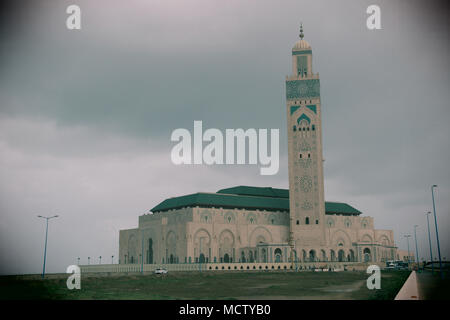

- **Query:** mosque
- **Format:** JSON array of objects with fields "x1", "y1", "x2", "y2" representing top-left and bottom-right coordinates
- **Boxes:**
[{"x1": 119, "y1": 26, "x2": 397, "y2": 267}]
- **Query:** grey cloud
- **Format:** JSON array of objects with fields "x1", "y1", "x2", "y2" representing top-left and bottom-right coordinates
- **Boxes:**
[{"x1": 0, "y1": 0, "x2": 449, "y2": 274}]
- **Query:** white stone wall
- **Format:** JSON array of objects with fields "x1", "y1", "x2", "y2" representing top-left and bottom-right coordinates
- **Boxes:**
[{"x1": 119, "y1": 207, "x2": 396, "y2": 265}]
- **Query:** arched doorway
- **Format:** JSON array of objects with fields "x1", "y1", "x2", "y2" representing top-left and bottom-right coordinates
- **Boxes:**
[
  {"x1": 224, "y1": 253, "x2": 230, "y2": 263},
  {"x1": 262, "y1": 249, "x2": 267, "y2": 262},
  {"x1": 338, "y1": 249, "x2": 345, "y2": 262},
  {"x1": 349, "y1": 249, "x2": 355, "y2": 262},
  {"x1": 166, "y1": 232, "x2": 176, "y2": 264},
  {"x1": 199, "y1": 253, "x2": 206, "y2": 263},
  {"x1": 309, "y1": 250, "x2": 316, "y2": 262},
  {"x1": 241, "y1": 251, "x2": 246, "y2": 263},
  {"x1": 321, "y1": 249, "x2": 327, "y2": 261},
  {"x1": 330, "y1": 250, "x2": 336, "y2": 262},
  {"x1": 147, "y1": 238, "x2": 153, "y2": 264},
  {"x1": 274, "y1": 248, "x2": 282, "y2": 262},
  {"x1": 363, "y1": 248, "x2": 371, "y2": 262},
  {"x1": 219, "y1": 230, "x2": 234, "y2": 264}
]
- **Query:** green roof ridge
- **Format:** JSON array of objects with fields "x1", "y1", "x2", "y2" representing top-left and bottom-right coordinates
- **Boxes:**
[{"x1": 150, "y1": 186, "x2": 361, "y2": 215}]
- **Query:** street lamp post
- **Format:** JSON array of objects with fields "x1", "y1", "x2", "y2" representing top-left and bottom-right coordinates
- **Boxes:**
[
  {"x1": 37, "y1": 215, "x2": 59, "y2": 279},
  {"x1": 404, "y1": 235, "x2": 411, "y2": 264},
  {"x1": 199, "y1": 237, "x2": 203, "y2": 272},
  {"x1": 431, "y1": 185, "x2": 443, "y2": 279},
  {"x1": 426, "y1": 212, "x2": 433, "y2": 274},
  {"x1": 414, "y1": 225, "x2": 419, "y2": 269},
  {"x1": 111, "y1": 255, "x2": 114, "y2": 265},
  {"x1": 141, "y1": 231, "x2": 144, "y2": 274}
]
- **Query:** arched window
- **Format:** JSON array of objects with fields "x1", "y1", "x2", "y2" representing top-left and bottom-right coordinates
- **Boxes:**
[
  {"x1": 148, "y1": 238, "x2": 153, "y2": 264},
  {"x1": 309, "y1": 250, "x2": 316, "y2": 262},
  {"x1": 274, "y1": 248, "x2": 282, "y2": 263},
  {"x1": 338, "y1": 250, "x2": 345, "y2": 262},
  {"x1": 345, "y1": 219, "x2": 351, "y2": 228},
  {"x1": 296, "y1": 220, "x2": 300, "y2": 225},
  {"x1": 363, "y1": 248, "x2": 371, "y2": 262},
  {"x1": 305, "y1": 217, "x2": 310, "y2": 225},
  {"x1": 327, "y1": 218, "x2": 335, "y2": 227},
  {"x1": 293, "y1": 125, "x2": 296, "y2": 132},
  {"x1": 262, "y1": 249, "x2": 267, "y2": 263}
]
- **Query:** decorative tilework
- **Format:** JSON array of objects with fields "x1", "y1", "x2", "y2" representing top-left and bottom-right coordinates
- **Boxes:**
[
  {"x1": 299, "y1": 159, "x2": 312, "y2": 169},
  {"x1": 286, "y1": 79, "x2": 320, "y2": 100},
  {"x1": 291, "y1": 105, "x2": 317, "y2": 115},
  {"x1": 298, "y1": 139, "x2": 311, "y2": 151},
  {"x1": 299, "y1": 175, "x2": 312, "y2": 193},
  {"x1": 290, "y1": 106, "x2": 300, "y2": 115},
  {"x1": 297, "y1": 113, "x2": 311, "y2": 124},
  {"x1": 301, "y1": 200, "x2": 313, "y2": 210},
  {"x1": 306, "y1": 105, "x2": 317, "y2": 114},
  {"x1": 297, "y1": 56, "x2": 307, "y2": 76},
  {"x1": 292, "y1": 50, "x2": 312, "y2": 55}
]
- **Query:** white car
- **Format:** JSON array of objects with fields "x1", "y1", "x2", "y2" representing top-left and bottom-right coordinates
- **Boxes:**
[
  {"x1": 385, "y1": 263, "x2": 396, "y2": 270},
  {"x1": 154, "y1": 268, "x2": 168, "y2": 274}
]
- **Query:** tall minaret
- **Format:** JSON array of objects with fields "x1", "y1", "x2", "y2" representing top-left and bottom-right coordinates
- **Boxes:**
[{"x1": 286, "y1": 25, "x2": 326, "y2": 261}]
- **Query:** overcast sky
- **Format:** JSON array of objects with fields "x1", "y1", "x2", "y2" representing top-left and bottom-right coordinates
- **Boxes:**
[{"x1": 0, "y1": 0, "x2": 449, "y2": 275}]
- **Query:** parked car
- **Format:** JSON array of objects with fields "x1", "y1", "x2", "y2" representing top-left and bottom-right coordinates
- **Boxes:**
[
  {"x1": 154, "y1": 268, "x2": 168, "y2": 274},
  {"x1": 385, "y1": 263, "x2": 396, "y2": 270},
  {"x1": 385, "y1": 260, "x2": 409, "y2": 270}
]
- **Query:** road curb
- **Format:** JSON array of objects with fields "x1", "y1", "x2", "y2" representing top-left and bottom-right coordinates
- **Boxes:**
[{"x1": 394, "y1": 271, "x2": 419, "y2": 300}]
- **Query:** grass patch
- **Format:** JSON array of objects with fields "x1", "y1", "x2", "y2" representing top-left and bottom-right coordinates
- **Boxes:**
[
  {"x1": 0, "y1": 271, "x2": 409, "y2": 300},
  {"x1": 351, "y1": 270, "x2": 410, "y2": 300}
]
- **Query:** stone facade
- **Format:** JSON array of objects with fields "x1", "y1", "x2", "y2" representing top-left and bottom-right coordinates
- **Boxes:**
[
  {"x1": 119, "y1": 28, "x2": 397, "y2": 267},
  {"x1": 119, "y1": 204, "x2": 396, "y2": 265}
]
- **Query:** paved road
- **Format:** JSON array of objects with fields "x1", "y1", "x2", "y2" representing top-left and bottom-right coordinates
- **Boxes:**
[{"x1": 416, "y1": 270, "x2": 450, "y2": 300}]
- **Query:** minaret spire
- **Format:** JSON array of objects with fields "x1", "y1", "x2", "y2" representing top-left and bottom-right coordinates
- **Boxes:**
[{"x1": 299, "y1": 23, "x2": 304, "y2": 40}]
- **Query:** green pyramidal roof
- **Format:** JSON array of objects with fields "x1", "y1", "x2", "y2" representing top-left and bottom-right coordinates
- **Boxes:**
[{"x1": 150, "y1": 186, "x2": 361, "y2": 216}]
